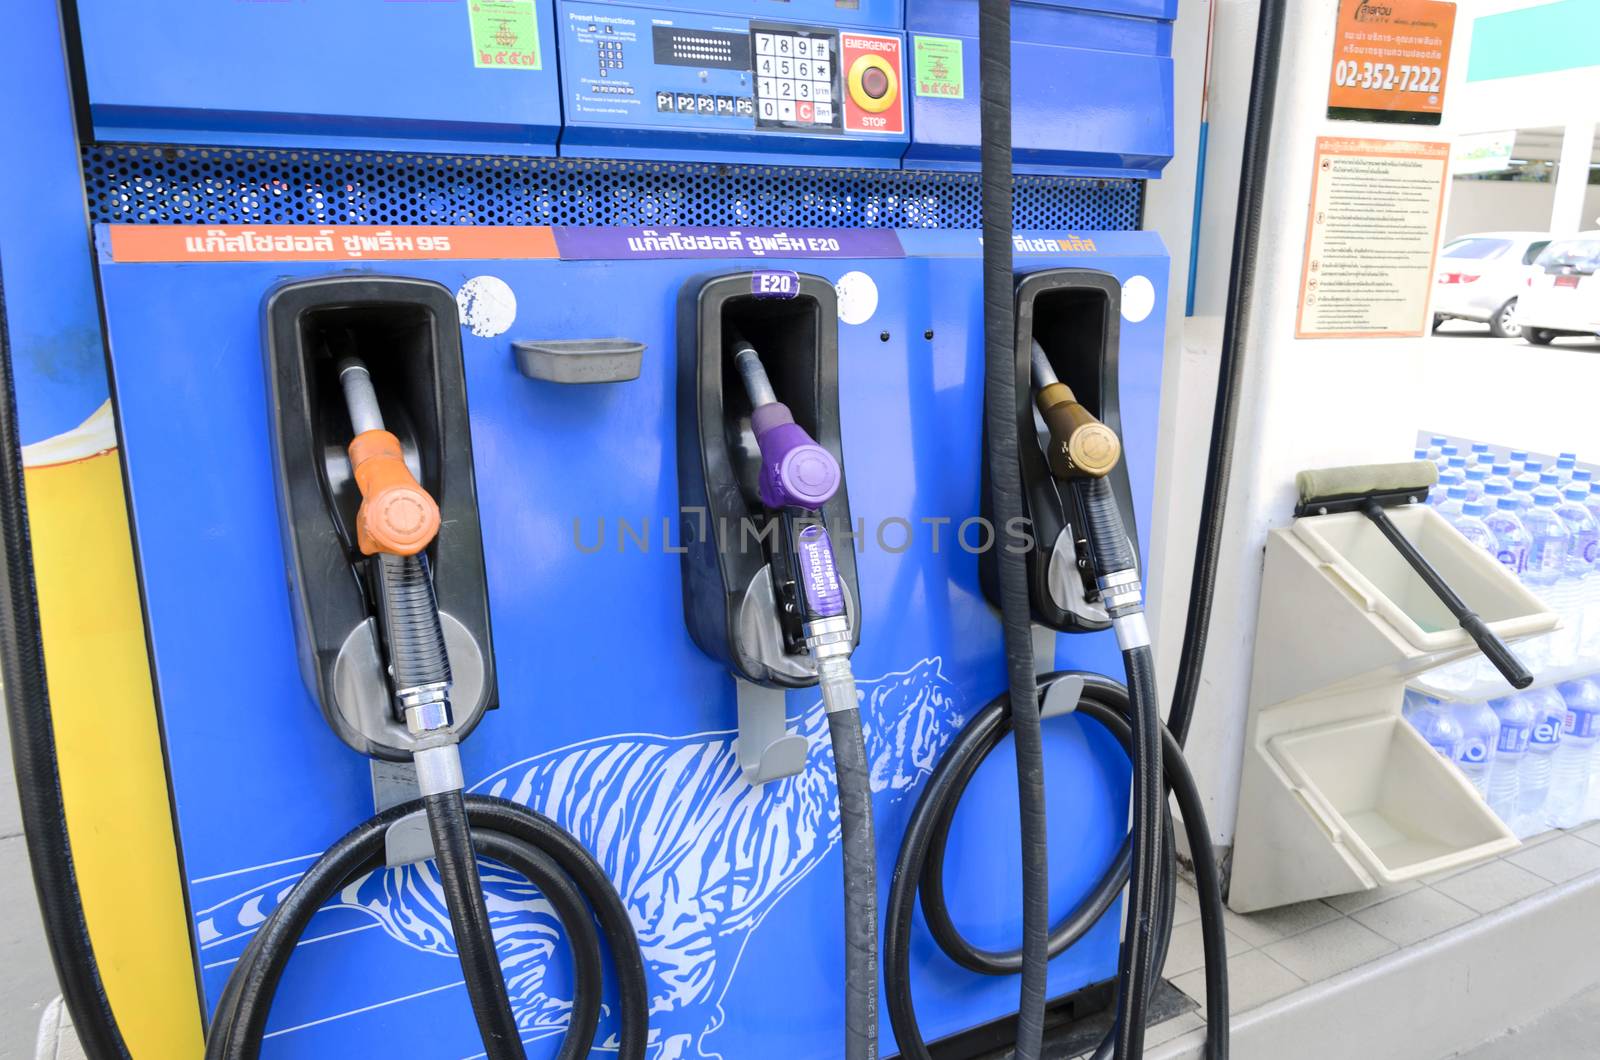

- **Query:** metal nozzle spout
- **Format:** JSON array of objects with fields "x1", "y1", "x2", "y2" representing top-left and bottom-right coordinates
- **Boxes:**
[
  {"x1": 338, "y1": 357, "x2": 386, "y2": 436},
  {"x1": 1029, "y1": 340, "x2": 1060, "y2": 390},
  {"x1": 733, "y1": 343, "x2": 778, "y2": 409}
]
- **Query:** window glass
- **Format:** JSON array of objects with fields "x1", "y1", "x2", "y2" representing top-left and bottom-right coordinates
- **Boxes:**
[
  {"x1": 1536, "y1": 239, "x2": 1600, "y2": 275},
  {"x1": 1442, "y1": 238, "x2": 1512, "y2": 260}
]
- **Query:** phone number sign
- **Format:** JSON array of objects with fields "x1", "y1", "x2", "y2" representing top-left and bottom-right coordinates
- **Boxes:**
[{"x1": 1327, "y1": 0, "x2": 1456, "y2": 126}]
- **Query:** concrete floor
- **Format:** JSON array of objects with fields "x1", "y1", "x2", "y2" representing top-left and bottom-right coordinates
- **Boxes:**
[
  {"x1": 1454, "y1": 981, "x2": 1600, "y2": 1059},
  {"x1": 1, "y1": 715, "x2": 64, "y2": 1058}
]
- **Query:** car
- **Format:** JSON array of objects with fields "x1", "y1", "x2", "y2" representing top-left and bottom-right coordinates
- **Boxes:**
[
  {"x1": 1520, "y1": 232, "x2": 1600, "y2": 346},
  {"x1": 1432, "y1": 231, "x2": 1554, "y2": 338}
]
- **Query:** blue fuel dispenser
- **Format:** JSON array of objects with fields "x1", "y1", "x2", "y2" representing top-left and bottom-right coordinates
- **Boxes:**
[{"x1": 0, "y1": 0, "x2": 1226, "y2": 1056}]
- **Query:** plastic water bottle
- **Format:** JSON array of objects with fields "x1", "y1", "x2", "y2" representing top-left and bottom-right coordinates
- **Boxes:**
[
  {"x1": 1454, "y1": 499, "x2": 1494, "y2": 553},
  {"x1": 1435, "y1": 484, "x2": 1468, "y2": 521},
  {"x1": 1463, "y1": 466, "x2": 1490, "y2": 503},
  {"x1": 1487, "y1": 462, "x2": 1516, "y2": 494},
  {"x1": 1540, "y1": 470, "x2": 1564, "y2": 493},
  {"x1": 1488, "y1": 692, "x2": 1537, "y2": 821},
  {"x1": 1552, "y1": 485, "x2": 1599, "y2": 667},
  {"x1": 1556, "y1": 452, "x2": 1578, "y2": 485},
  {"x1": 1572, "y1": 468, "x2": 1593, "y2": 490},
  {"x1": 1521, "y1": 686, "x2": 1566, "y2": 823},
  {"x1": 1403, "y1": 687, "x2": 1428, "y2": 722},
  {"x1": 1512, "y1": 474, "x2": 1539, "y2": 513},
  {"x1": 1522, "y1": 492, "x2": 1572, "y2": 670},
  {"x1": 1510, "y1": 449, "x2": 1529, "y2": 465},
  {"x1": 1470, "y1": 442, "x2": 1491, "y2": 463},
  {"x1": 1484, "y1": 494, "x2": 1529, "y2": 576},
  {"x1": 1524, "y1": 492, "x2": 1571, "y2": 588},
  {"x1": 1524, "y1": 459, "x2": 1545, "y2": 477},
  {"x1": 1409, "y1": 695, "x2": 1463, "y2": 759},
  {"x1": 1413, "y1": 447, "x2": 1430, "y2": 464},
  {"x1": 1451, "y1": 699, "x2": 1500, "y2": 798},
  {"x1": 1583, "y1": 482, "x2": 1600, "y2": 660},
  {"x1": 1549, "y1": 678, "x2": 1600, "y2": 828}
]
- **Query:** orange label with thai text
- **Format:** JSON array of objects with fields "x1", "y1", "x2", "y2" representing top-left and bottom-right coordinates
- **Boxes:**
[
  {"x1": 1327, "y1": 0, "x2": 1456, "y2": 125},
  {"x1": 106, "y1": 225, "x2": 558, "y2": 263}
]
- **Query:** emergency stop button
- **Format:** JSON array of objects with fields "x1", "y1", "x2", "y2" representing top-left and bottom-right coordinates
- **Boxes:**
[
  {"x1": 839, "y1": 32, "x2": 905, "y2": 134},
  {"x1": 848, "y1": 54, "x2": 898, "y2": 113}
]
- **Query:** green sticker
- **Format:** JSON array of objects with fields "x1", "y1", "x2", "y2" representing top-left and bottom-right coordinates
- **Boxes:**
[
  {"x1": 470, "y1": 0, "x2": 542, "y2": 70},
  {"x1": 914, "y1": 36, "x2": 964, "y2": 99}
]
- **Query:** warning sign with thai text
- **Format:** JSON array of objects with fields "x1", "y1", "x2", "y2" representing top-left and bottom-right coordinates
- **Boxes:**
[
  {"x1": 1327, "y1": 0, "x2": 1455, "y2": 125},
  {"x1": 1295, "y1": 138, "x2": 1449, "y2": 339}
]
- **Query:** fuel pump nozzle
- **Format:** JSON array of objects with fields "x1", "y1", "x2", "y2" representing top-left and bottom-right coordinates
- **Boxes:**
[
  {"x1": 1029, "y1": 341, "x2": 1121, "y2": 481},
  {"x1": 336, "y1": 357, "x2": 456, "y2": 748},
  {"x1": 731, "y1": 333, "x2": 877, "y2": 1060},
  {"x1": 1029, "y1": 342, "x2": 1140, "y2": 620},
  {"x1": 731, "y1": 336, "x2": 851, "y2": 678}
]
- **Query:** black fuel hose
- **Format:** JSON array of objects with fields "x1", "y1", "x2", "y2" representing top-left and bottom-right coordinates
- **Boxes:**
[
  {"x1": 425, "y1": 789, "x2": 524, "y2": 1059},
  {"x1": 828, "y1": 703, "x2": 879, "y2": 1060},
  {"x1": 205, "y1": 795, "x2": 647, "y2": 1060},
  {"x1": 1112, "y1": 645, "x2": 1163, "y2": 1060},
  {"x1": 1167, "y1": 0, "x2": 1287, "y2": 745},
  {"x1": 884, "y1": 673, "x2": 1227, "y2": 1060},
  {"x1": 977, "y1": 0, "x2": 1049, "y2": 1054},
  {"x1": 0, "y1": 264, "x2": 134, "y2": 1060},
  {"x1": 1077, "y1": 476, "x2": 1163, "y2": 1060}
]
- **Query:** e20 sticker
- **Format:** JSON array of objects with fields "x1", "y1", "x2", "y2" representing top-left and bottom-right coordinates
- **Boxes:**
[{"x1": 751, "y1": 270, "x2": 800, "y2": 299}]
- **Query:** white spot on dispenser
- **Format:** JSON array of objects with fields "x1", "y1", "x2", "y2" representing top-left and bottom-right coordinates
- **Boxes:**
[{"x1": 456, "y1": 276, "x2": 517, "y2": 338}]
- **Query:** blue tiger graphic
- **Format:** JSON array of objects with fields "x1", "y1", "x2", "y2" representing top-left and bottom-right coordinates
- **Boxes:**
[{"x1": 196, "y1": 657, "x2": 963, "y2": 1059}]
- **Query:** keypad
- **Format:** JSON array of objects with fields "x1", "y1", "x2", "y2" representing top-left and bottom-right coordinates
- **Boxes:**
[
  {"x1": 597, "y1": 37, "x2": 625, "y2": 76},
  {"x1": 752, "y1": 26, "x2": 841, "y2": 130}
]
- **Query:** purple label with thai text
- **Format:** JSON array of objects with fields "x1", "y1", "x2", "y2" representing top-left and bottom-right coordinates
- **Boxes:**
[
  {"x1": 552, "y1": 227, "x2": 904, "y2": 260},
  {"x1": 795, "y1": 524, "x2": 845, "y2": 620},
  {"x1": 751, "y1": 270, "x2": 800, "y2": 298}
]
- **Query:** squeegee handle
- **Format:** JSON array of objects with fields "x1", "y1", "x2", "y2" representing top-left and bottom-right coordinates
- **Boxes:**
[{"x1": 1362, "y1": 501, "x2": 1533, "y2": 690}]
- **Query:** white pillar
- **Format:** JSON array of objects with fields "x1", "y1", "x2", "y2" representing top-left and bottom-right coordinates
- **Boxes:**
[{"x1": 1550, "y1": 119, "x2": 1596, "y2": 233}]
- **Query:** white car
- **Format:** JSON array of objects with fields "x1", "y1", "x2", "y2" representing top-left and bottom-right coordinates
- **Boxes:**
[
  {"x1": 1521, "y1": 233, "x2": 1600, "y2": 345},
  {"x1": 1433, "y1": 231, "x2": 1554, "y2": 337}
]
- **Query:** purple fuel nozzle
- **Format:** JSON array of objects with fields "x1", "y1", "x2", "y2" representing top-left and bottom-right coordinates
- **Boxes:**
[
  {"x1": 734, "y1": 343, "x2": 841, "y2": 511},
  {"x1": 751, "y1": 403, "x2": 840, "y2": 509}
]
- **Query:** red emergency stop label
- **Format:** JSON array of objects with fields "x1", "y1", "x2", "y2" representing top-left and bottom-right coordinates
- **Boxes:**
[{"x1": 840, "y1": 32, "x2": 904, "y2": 135}]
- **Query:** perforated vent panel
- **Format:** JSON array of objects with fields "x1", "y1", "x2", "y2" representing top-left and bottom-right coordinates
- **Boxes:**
[{"x1": 83, "y1": 145, "x2": 1142, "y2": 231}]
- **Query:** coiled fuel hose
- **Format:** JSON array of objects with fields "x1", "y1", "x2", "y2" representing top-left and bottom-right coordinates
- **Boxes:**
[
  {"x1": 205, "y1": 358, "x2": 648, "y2": 1060},
  {"x1": 734, "y1": 338, "x2": 878, "y2": 1060},
  {"x1": 885, "y1": 356, "x2": 1229, "y2": 1059}
]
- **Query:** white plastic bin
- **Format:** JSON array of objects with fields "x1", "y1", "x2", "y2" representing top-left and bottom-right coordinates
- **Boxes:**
[
  {"x1": 1229, "y1": 505, "x2": 1553, "y2": 913},
  {"x1": 1291, "y1": 506, "x2": 1551, "y2": 651},
  {"x1": 1269, "y1": 715, "x2": 1515, "y2": 883}
]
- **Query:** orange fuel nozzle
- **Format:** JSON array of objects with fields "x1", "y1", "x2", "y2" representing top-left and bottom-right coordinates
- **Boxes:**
[
  {"x1": 335, "y1": 355, "x2": 441, "y2": 556},
  {"x1": 347, "y1": 429, "x2": 441, "y2": 556}
]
